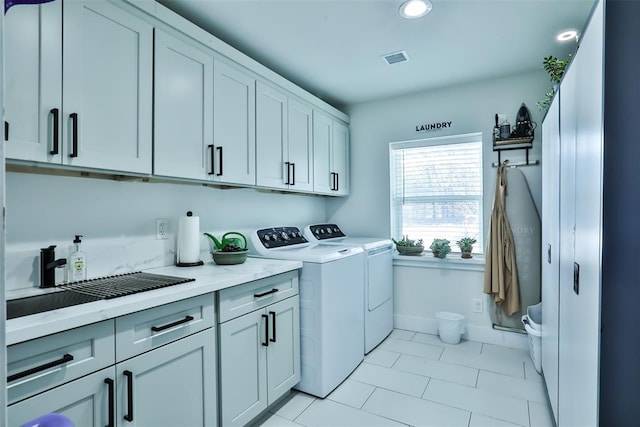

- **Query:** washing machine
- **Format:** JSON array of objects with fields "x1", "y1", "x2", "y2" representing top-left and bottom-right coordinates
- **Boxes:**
[
  {"x1": 246, "y1": 226, "x2": 365, "y2": 398},
  {"x1": 304, "y1": 224, "x2": 394, "y2": 354}
]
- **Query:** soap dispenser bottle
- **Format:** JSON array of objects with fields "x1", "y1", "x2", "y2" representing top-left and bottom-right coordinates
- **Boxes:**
[{"x1": 69, "y1": 235, "x2": 87, "y2": 281}]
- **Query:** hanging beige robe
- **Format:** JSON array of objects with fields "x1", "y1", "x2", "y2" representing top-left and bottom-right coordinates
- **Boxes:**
[{"x1": 484, "y1": 162, "x2": 520, "y2": 316}]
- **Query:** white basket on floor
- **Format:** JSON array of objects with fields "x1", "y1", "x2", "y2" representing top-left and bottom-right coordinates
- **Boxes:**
[{"x1": 522, "y1": 314, "x2": 542, "y2": 374}]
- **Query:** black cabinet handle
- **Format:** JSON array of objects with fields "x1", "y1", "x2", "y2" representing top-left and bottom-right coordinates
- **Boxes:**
[
  {"x1": 208, "y1": 144, "x2": 215, "y2": 175},
  {"x1": 269, "y1": 311, "x2": 277, "y2": 343},
  {"x1": 4, "y1": 121, "x2": 8, "y2": 141},
  {"x1": 216, "y1": 146, "x2": 223, "y2": 176},
  {"x1": 151, "y1": 315, "x2": 194, "y2": 332},
  {"x1": 262, "y1": 314, "x2": 269, "y2": 347},
  {"x1": 124, "y1": 370, "x2": 134, "y2": 422},
  {"x1": 69, "y1": 113, "x2": 78, "y2": 158},
  {"x1": 253, "y1": 288, "x2": 278, "y2": 298},
  {"x1": 547, "y1": 244, "x2": 552, "y2": 264},
  {"x1": 291, "y1": 163, "x2": 296, "y2": 186},
  {"x1": 330, "y1": 172, "x2": 337, "y2": 191},
  {"x1": 335, "y1": 173, "x2": 339, "y2": 191},
  {"x1": 50, "y1": 108, "x2": 60, "y2": 155},
  {"x1": 104, "y1": 378, "x2": 115, "y2": 427},
  {"x1": 7, "y1": 353, "x2": 74, "y2": 382},
  {"x1": 285, "y1": 161, "x2": 291, "y2": 185}
]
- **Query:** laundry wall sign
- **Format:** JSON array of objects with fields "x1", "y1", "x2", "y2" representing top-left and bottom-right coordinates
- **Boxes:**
[{"x1": 415, "y1": 121, "x2": 453, "y2": 132}]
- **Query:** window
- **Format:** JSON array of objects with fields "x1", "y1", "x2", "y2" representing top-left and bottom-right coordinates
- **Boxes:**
[{"x1": 389, "y1": 132, "x2": 483, "y2": 254}]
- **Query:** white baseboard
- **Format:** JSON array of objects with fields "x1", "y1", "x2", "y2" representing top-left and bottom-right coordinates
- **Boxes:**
[{"x1": 394, "y1": 314, "x2": 528, "y2": 350}]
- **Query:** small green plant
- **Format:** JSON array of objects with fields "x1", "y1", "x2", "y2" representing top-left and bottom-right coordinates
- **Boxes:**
[
  {"x1": 392, "y1": 236, "x2": 424, "y2": 247},
  {"x1": 456, "y1": 237, "x2": 477, "y2": 259},
  {"x1": 537, "y1": 54, "x2": 572, "y2": 111},
  {"x1": 429, "y1": 238, "x2": 451, "y2": 259}
]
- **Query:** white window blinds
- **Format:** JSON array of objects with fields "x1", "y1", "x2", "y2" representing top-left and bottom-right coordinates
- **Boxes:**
[{"x1": 390, "y1": 133, "x2": 483, "y2": 254}]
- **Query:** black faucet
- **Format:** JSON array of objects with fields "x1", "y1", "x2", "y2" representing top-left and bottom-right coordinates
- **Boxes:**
[{"x1": 40, "y1": 245, "x2": 67, "y2": 288}]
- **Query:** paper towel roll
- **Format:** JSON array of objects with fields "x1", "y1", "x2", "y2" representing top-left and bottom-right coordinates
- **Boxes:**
[{"x1": 177, "y1": 213, "x2": 201, "y2": 264}]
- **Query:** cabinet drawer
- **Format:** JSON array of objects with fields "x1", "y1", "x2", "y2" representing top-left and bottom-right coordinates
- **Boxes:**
[
  {"x1": 7, "y1": 320, "x2": 114, "y2": 405},
  {"x1": 115, "y1": 293, "x2": 215, "y2": 362},
  {"x1": 218, "y1": 271, "x2": 298, "y2": 323}
]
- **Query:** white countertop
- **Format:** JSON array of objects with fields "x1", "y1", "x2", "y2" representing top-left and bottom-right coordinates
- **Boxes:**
[{"x1": 6, "y1": 257, "x2": 302, "y2": 346}]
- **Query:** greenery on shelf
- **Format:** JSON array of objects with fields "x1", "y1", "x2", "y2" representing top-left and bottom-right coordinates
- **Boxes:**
[
  {"x1": 392, "y1": 236, "x2": 424, "y2": 248},
  {"x1": 537, "y1": 54, "x2": 572, "y2": 111},
  {"x1": 429, "y1": 238, "x2": 451, "y2": 259},
  {"x1": 456, "y1": 237, "x2": 477, "y2": 258}
]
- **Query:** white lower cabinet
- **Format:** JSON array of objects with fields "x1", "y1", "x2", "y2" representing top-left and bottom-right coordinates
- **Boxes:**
[
  {"x1": 8, "y1": 367, "x2": 113, "y2": 427},
  {"x1": 8, "y1": 331, "x2": 215, "y2": 427},
  {"x1": 115, "y1": 329, "x2": 217, "y2": 427},
  {"x1": 218, "y1": 274, "x2": 300, "y2": 427},
  {"x1": 6, "y1": 294, "x2": 217, "y2": 427}
]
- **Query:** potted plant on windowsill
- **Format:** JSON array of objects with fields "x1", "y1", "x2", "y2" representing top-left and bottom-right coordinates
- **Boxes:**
[
  {"x1": 430, "y1": 238, "x2": 451, "y2": 259},
  {"x1": 456, "y1": 237, "x2": 477, "y2": 259},
  {"x1": 392, "y1": 236, "x2": 424, "y2": 256}
]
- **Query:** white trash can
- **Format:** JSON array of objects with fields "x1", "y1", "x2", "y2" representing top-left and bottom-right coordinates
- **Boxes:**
[
  {"x1": 436, "y1": 312, "x2": 465, "y2": 344},
  {"x1": 527, "y1": 302, "x2": 542, "y2": 332},
  {"x1": 522, "y1": 313, "x2": 542, "y2": 374}
]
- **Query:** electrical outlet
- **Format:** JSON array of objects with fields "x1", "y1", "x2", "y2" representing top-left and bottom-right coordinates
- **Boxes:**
[
  {"x1": 473, "y1": 298, "x2": 483, "y2": 313},
  {"x1": 156, "y1": 218, "x2": 169, "y2": 240}
]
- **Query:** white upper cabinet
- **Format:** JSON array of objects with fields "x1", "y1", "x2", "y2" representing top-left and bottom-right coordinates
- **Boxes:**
[
  {"x1": 154, "y1": 29, "x2": 213, "y2": 180},
  {"x1": 63, "y1": 1, "x2": 153, "y2": 174},
  {"x1": 4, "y1": 0, "x2": 62, "y2": 163},
  {"x1": 313, "y1": 111, "x2": 349, "y2": 196},
  {"x1": 256, "y1": 82, "x2": 313, "y2": 192},
  {"x1": 4, "y1": 0, "x2": 153, "y2": 174},
  {"x1": 213, "y1": 60, "x2": 256, "y2": 186}
]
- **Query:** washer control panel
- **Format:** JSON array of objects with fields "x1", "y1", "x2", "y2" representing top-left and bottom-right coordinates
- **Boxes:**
[
  {"x1": 309, "y1": 224, "x2": 346, "y2": 240},
  {"x1": 257, "y1": 227, "x2": 308, "y2": 248}
]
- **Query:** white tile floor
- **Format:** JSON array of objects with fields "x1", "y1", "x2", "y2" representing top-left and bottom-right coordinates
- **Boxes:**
[{"x1": 252, "y1": 329, "x2": 554, "y2": 427}]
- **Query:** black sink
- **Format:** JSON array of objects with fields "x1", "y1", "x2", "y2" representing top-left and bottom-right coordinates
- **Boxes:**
[
  {"x1": 7, "y1": 291, "x2": 101, "y2": 319},
  {"x1": 6, "y1": 272, "x2": 195, "y2": 320}
]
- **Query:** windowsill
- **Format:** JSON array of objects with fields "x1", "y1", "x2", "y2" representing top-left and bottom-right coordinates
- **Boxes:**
[{"x1": 393, "y1": 251, "x2": 485, "y2": 271}]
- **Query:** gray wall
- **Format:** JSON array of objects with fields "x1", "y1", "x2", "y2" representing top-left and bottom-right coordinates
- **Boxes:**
[{"x1": 328, "y1": 70, "x2": 549, "y2": 344}]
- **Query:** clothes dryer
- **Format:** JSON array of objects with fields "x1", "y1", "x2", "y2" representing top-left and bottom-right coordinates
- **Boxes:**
[
  {"x1": 246, "y1": 226, "x2": 365, "y2": 398},
  {"x1": 304, "y1": 224, "x2": 393, "y2": 353}
]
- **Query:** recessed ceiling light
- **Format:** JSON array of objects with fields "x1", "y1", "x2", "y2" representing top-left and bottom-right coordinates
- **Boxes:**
[
  {"x1": 557, "y1": 29, "x2": 579, "y2": 42},
  {"x1": 399, "y1": 0, "x2": 433, "y2": 19}
]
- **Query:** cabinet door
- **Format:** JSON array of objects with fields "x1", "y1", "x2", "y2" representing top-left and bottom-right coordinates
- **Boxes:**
[
  {"x1": 312, "y1": 111, "x2": 333, "y2": 194},
  {"x1": 332, "y1": 120, "x2": 350, "y2": 195},
  {"x1": 4, "y1": 0, "x2": 62, "y2": 163},
  {"x1": 256, "y1": 82, "x2": 288, "y2": 189},
  {"x1": 266, "y1": 296, "x2": 300, "y2": 405},
  {"x1": 213, "y1": 60, "x2": 256, "y2": 185},
  {"x1": 566, "y1": 3, "x2": 604, "y2": 426},
  {"x1": 7, "y1": 367, "x2": 113, "y2": 427},
  {"x1": 219, "y1": 311, "x2": 267, "y2": 427},
  {"x1": 541, "y1": 93, "x2": 560, "y2": 424},
  {"x1": 154, "y1": 30, "x2": 213, "y2": 180},
  {"x1": 116, "y1": 329, "x2": 217, "y2": 427},
  {"x1": 287, "y1": 99, "x2": 314, "y2": 192},
  {"x1": 63, "y1": 1, "x2": 153, "y2": 174}
]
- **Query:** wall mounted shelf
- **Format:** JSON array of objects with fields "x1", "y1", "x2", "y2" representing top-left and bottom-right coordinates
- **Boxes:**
[{"x1": 492, "y1": 137, "x2": 537, "y2": 167}]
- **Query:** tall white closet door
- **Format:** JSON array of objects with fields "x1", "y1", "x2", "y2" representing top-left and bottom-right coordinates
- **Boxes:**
[
  {"x1": 541, "y1": 93, "x2": 560, "y2": 423},
  {"x1": 568, "y1": 1, "x2": 604, "y2": 425},
  {"x1": 557, "y1": 38, "x2": 578, "y2": 427}
]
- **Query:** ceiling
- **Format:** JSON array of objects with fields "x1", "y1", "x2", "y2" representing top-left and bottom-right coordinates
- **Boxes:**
[{"x1": 157, "y1": 0, "x2": 595, "y2": 110}]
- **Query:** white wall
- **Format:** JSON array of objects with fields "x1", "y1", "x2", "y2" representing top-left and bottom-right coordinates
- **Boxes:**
[
  {"x1": 328, "y1": 70, "x2": 549, "y2": 348},
  {"x1": 5, "y1": 171, "x2": 326, "y2": 291}
]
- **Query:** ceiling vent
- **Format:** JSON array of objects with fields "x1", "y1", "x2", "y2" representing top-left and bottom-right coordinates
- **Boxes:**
[{"x1": 383, "y1": 51, "x2": 410, "y2": 65}]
